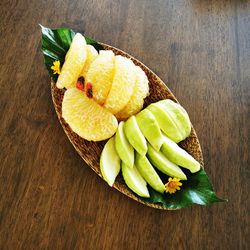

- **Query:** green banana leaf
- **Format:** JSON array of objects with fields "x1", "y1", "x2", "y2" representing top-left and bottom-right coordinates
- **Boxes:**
[
  {"x1": 141, "y1": 169, "x2": 226, "y2": 209},
  {"x1": 40, "y1": 25, "x2": 103, "y2": 81}
]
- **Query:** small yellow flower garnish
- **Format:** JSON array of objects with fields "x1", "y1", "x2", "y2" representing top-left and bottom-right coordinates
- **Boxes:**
[
  {"x1": 165, "y1": 177, "x2": 182, "y2": 194},
  {"x1": 51, "y1": 60, "x2": 61, "y2": 75}
]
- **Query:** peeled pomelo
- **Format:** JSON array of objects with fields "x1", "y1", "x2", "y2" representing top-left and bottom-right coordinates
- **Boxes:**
[
  {"x1": 56, "y1": 33, "x2": 87, "y2": 89},
  {"x1": 115, "y1": 66, "x2": 149, "y2": 120},
  {"x1": 104, "y1": 55, "x2": 137, "y2": 114},
  {"x1": 81, "y1": 45, "x2": 98, "y2": 77},
  {"x1": 86, "y1": 50, "x2": 115, "y2": 105},
  {"x1": 62, "y1": 88, "x2": 118, "y2": 141}
]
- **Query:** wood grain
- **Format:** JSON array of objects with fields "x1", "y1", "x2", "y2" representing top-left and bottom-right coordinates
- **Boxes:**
[{"x1": 0, "y1": 0, "x2": 249, "y2": 249}]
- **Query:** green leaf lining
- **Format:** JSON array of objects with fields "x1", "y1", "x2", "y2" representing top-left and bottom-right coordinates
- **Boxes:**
[
  {"x1": 141, "y1": 169, "x2": 227, "y2": 209},
  {"x1": 40, "y1": 25, "x2": 104, "y2": 81}
]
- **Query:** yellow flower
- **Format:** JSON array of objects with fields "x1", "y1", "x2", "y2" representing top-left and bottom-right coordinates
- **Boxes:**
[
  {"x1": 51, "y1": 60, "x2": 61, "y2": 75},
  {"x1": 165, "y1": 177, "x2": 182, "y2": 194}
]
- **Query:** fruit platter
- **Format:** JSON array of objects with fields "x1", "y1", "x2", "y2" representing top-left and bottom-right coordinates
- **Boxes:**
[{"x1": 41, "y1": 26, "x2": 226, "y2": 209}]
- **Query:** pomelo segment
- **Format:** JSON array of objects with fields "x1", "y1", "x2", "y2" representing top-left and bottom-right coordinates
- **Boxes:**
[
  {"x1": 115, "y1": 66, "x2": 149, "y2": 120},
  {"x1": 81, "y1": 45, "x2": 98, "y2": 77},
  {"x1": 86, "y1": 50, "x2": 115, "y2": 105},
  {"x1": 104, "y1": 55, "x2": 137, "y2": 114},
  {"x1": 56, "y1": 33, "x2": 87, "y2": 89},
  {"x1": 62, "y1": 88, "x2": 118, "y2": 141}
]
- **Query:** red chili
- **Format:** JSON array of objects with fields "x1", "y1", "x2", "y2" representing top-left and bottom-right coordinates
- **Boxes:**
[
  {"x1": 76, "y1": 76, "x2": 85, "y2": 91},
  {"x1": 85, "y1": 82, "x2": 93, "y2": 98},
  {"x1": 76, "y1": 82, "x2": 84, "y2": 91}
]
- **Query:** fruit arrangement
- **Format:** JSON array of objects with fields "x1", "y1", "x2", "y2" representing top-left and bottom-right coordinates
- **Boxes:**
[
  {"x1": 100, "y1": 99, "x2": 201, "y2": 197},
  {"x1": 41, "y1": 26, "x2": 226, "y2": 209},
  {"x1": 55, "y1": 33, "x2": 149, "y2": 141}
]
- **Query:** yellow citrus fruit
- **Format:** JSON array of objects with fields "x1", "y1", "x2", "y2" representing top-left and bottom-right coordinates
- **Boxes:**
[
  {"x1": 86, "y1": 50, "x2": 115, "y2": 105},
  {"x1": 115, "y1": 66, "x2": 149, "y2": 120},
  {"x1": 62, "y1": 88, "x2": 118, "y2": 141},
  {"x1": 56, "y1": 33, "x2": 87, "y2": 89},
  {"x1": 81, "y1": 45, "x2": 98, "y2": 77},
  {"x1": 104, "y1": 55, "x2": 137, "y2": 114}
]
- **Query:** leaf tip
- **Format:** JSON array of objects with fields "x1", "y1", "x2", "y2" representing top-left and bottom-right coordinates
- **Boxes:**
[{"x1": 39, "y1": 24, "x2": 45, "y2": 29}]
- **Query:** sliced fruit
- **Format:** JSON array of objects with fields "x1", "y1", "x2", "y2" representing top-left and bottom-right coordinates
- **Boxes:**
[
  {"x1": 122, "y1": 162, "x2": 150, "y2": 198},
  {"x1": 86, "y1": 50, "x2": 115, "y2": 105},
  {"x1": 81, "y1": 45, "x2": 98, "y2": 77},
  {"x1": 62, "y1": 88, "x2": 118, "y2": 141},
  {"x1": 147, "y1": 103, "x2": 183, "y2": 143},
  {"x1": 104, "y1": 55, "x2": 137, "y2": 114},
  {"x1": 100, "y1": 137, "x2": 121, "y2": 186},
  {"x1": 115, "y1": 66, "x2": 149, "y2": 120},
  {"x1": 136, "y1": 109, "x2": 163, "y2": 151},
  {"x1": 147, "y1": 144, "x2": 187, "y2": 180},
  {"x1": 124, "y1": 116, "x2": 147, "y2": 156},
  {"x1": 115, "y1": 121, "x2": 134, "y2": 168},
  {"x1": 57, "y1": 33, "x2": 87, "y2": 89},
  {"x1": 156, "y1": 100, "x2": 191, "y2": 140},
  {"x1": 161, "y1": 134, "x2": 200, "y2": 173},
  {"x1": 135, "y1": 153, "x2": 165, "y2": 193}
]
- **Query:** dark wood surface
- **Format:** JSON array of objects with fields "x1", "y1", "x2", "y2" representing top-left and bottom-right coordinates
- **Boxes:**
[{"x1": 0, "y1": 0, "x2": 249, "y2": 249}]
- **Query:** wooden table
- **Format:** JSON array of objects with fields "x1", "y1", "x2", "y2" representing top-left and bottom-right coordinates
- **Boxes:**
[{"x1": 0, "y1": 0, "x2": 249, "y2": 249}]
